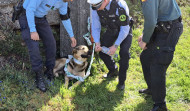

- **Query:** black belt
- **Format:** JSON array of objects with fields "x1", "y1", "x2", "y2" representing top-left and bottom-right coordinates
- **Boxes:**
[
  {"x1": 35, "y1": 16, "x2": 46, "y2": 20},
  {"x1": 171, "y1": 16, "x2": 182, "y2": 23},
  {"x1": 158, "y1": 16, "x2": 182, "y2": 25}
]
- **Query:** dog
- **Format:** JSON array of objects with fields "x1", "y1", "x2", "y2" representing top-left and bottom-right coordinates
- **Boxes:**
[{"x1": 53, "y1": 45, "x2": 91, "y2": 88}]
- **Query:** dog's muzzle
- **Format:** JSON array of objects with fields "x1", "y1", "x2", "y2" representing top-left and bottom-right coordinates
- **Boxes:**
[{"x1": 81, "y1": 50, "x2": 92, "y2": 58}]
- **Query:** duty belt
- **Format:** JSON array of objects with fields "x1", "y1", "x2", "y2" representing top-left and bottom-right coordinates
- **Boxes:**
[
  {"x1": 163, "y1": 16, "x2": 182, "y2": 24},
  {"x1": 155, "y1": 16, "x2": 182, "y2": 33}
]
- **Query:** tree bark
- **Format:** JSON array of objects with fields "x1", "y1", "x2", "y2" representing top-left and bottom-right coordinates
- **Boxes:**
[{"x1": 60, "y1": 0, "x2": 90, "y2": 57}]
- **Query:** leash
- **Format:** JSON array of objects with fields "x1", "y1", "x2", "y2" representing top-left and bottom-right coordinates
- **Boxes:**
[
  {"x1": 83, "y1": 43, "x2": 95, "y2": 80},
  {"x1": 83, "y1": 17, "x2": 92, "y2": 46}
]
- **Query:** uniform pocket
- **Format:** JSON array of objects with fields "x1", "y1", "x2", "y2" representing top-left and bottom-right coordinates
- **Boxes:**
[{"x1": 157, "y1": 50, "x2": 174, "y2": 65}]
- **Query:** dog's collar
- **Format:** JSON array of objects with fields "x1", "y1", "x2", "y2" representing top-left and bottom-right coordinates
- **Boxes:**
[
  {"x1": 73, "y1": 57, "x2": 84, "y2": 65},
  {"x1": 64, "y1": 55, "x2": 85, "y2": 82}
]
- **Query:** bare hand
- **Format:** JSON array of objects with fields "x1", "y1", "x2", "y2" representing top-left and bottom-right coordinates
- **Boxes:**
[
  {"x1": 95, "y1": 43, "x2": 102, "y2": 52},
  {"x1": 70, "y1": 37, "x2": 77, "y2": 47},
  {"x1": 138, "y1": 35, "x2": 147, "y2": 50},
  {"x1": 108, "y1": 45, "x2": 117, "y2": 56},
  {"x1": 31, "y1": 32, "x2": 40, "y2": 41}
]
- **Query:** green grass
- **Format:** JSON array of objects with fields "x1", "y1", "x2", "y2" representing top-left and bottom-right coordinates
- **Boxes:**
[{"x1": 0, "y1": 2, "x2": 190, "y2": 111}]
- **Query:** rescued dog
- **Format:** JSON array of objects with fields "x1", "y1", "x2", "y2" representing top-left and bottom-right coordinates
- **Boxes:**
[{"x1": 53, "y1": 45, "x2": 90, "y2": 88}]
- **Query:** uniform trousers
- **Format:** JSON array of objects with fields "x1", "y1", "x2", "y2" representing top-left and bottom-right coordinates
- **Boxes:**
[
  {"x1": 19, "y1": 14, "x2": 56, "y2": 72},
  {"x1": 140, "y1": 20, "x2": 183, "y2": 104},
  {"x1": 100, "y1": 28, "x2": 132, "y2": 85}
]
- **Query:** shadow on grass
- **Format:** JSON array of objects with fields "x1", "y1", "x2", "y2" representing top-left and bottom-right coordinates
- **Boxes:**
[
  {"x1": 72, "y1": 78, "x2": 124, "y2": 111},
  {"x1": 134, "y1": 95, "x2": 153, "y2": 111},
  {"x1": 0, "y1": 26, "x2": 64, "y2": 110},
  {"x1": 0, "y1": 66, "x2": 63, "y2": 110}
]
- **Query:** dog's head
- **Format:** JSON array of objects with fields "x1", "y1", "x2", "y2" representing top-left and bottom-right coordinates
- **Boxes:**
[{"x1": 72, "y1": 45, "x2": 91, "y2": 62}]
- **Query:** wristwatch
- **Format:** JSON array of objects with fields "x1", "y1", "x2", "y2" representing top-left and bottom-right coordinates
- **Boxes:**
[{"x1": 114, "y1": 45, "x2": 118, "y2": 48}]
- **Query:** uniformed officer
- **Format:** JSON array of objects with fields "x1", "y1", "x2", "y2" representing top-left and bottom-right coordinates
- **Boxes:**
[
  {"x1": 133, "y1": 0, "x2": 183, "y2": 110},
  {"x1": 19, "y1": 0, "x2": 77, "y2": 92},
  {"x1": 87, "y1": 0, "x2": 133, "y2": 90}
]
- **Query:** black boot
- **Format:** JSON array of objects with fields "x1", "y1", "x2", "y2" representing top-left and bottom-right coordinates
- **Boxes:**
[
  {"x1": 139, "y1": 88, "x2": 152, "y2": 95},
  {"x1": 151, "y1": 103, "x2": 167, "y2": 111},
  {"x1": 103, "y1": 68, "x2": 118, "y2": 78},
  {"x1": 35, "y1": 71, "x2": 46, "y2": 92},
  {"x1": 44, "y1": 68, "x2": 54, "y2": 81},
  {"x1": 117, "y1": 83, "x2": 125, "y2": 90}
]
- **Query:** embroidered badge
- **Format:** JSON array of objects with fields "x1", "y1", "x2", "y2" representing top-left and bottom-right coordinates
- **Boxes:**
[
  {"x1": 119, "y1": 15, "x2": 126, "y2": 22},
  {"x1": 45, "y1": 4, "x2": 51, "y2": 8},
  {"x1": 51, "y1": 6, "x2": 55, "y2": 10},
  {"x1": 141, "y1": 0, "x2": 147, "y2": 2}
]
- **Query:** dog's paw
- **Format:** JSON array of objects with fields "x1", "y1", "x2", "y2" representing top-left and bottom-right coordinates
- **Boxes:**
[
  {"x1": 54, "y1": 73, "x2": 59, "y2": 77},
  {"x1": 69, "y1": 86, "x2": 74, "y2": 90}
]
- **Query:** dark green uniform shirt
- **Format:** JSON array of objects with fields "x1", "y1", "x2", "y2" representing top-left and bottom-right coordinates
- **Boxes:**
[{"x1": 141, "y1": 0, "x2": 181, "y2": 43}]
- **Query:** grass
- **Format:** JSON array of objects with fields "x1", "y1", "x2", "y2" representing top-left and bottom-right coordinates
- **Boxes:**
[{"x1": 0, "y1": 1, "x2": 190, "y2": 111}]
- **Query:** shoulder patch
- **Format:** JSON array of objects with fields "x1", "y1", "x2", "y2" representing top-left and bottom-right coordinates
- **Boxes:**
[{"x1": 141, "y1": 0, "x2": 147, "y2": 2}]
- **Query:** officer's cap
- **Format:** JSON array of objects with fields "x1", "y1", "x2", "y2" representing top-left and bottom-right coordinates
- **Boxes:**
[{"x1": 87, "y1": 0, "x2": 104, "y2": 10}]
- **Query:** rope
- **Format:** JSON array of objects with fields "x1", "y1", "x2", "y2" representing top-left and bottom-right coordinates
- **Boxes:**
[
  {"x1": 83, "y1": 17, "x2": 92, "y2": 46},
  {"x1": 83, "y1": 43, "x2": 95, "y2": 80}
]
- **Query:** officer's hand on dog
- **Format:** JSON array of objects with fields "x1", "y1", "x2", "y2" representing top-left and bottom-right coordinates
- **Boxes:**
[
  {"x1": 31, "y1": 32, "x2": 40, "y2": 41},
  {"x1": 108, "y1": 45, "x2": 117, "y2": 56},
  {"x1": 95, "y1": 43, "x2": 102, "y2": 52},
  {"x1": 70, "y1": 37, "x2": 77, "y2": 47},
  {"x1": 138, "y1": 35, "x2": 147, "y2": 50}
]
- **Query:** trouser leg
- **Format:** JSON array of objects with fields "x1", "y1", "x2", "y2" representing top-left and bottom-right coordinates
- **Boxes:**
[
  {"x1": 99, "y1": 29, "x2": 119, "y2": 72},
  {"x1": 151, "y1": 63, "x2": 169, "y2": 103},
  {"x1": 99, "y1": 52, "x2": 116, "y2": 72},
  {"x1": 140, "y1": 49, "x2": 153, "y2": 90},
  {"x1": 35, "y1": 18, "x2": 56, "y2": 70},
  {"x1": 19, "y1": 14, "x2": 43, "y2": 72},
  {"x1": 118, "y1": 33, "x2": 132, "y2": 85}
]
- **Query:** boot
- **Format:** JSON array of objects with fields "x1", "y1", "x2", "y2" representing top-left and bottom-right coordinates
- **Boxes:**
[
  {"x1": 117, "y1": 83, "x2": 125, "y2": 90},
  {"x1": 44, "y1": 68, "x2": 54, "y2": 81},
  {"x1": 35, "y1": 70, "x2": 46, "y2": 92},
  {"x1": 151, "y1": 103, "x2": 167, "y2": 111},
  {"x1": 103, "y1": 68, "x2": 118, "y2": 78},
  {"x1": 139, "y1": 88, "x2": 152, "y2": 95}
]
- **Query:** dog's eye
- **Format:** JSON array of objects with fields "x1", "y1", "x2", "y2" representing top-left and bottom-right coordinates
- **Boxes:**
[{"x1": 82, "y1": 48, "x2": 85, "y2": 50}]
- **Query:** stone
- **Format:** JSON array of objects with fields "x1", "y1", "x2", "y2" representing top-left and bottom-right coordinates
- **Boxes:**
[{"x1": 0, "y1": 0, "x2": 60, "y2": 29}]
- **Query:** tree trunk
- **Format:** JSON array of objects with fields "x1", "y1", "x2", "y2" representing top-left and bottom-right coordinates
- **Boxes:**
[{"x1": 60, "y1": 0, "x2": 90, "y2": 57}]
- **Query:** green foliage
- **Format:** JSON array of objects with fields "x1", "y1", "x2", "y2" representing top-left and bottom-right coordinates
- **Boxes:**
[
  {"x1": 0, "y1": 32, "x2": 28, "y2": 57},
  {"x1": 177, "y1": 0, "x2": 190, "y2": 7},
  {"x1": 126, "y1": 0, "x2": 144, "y2": 28}
]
